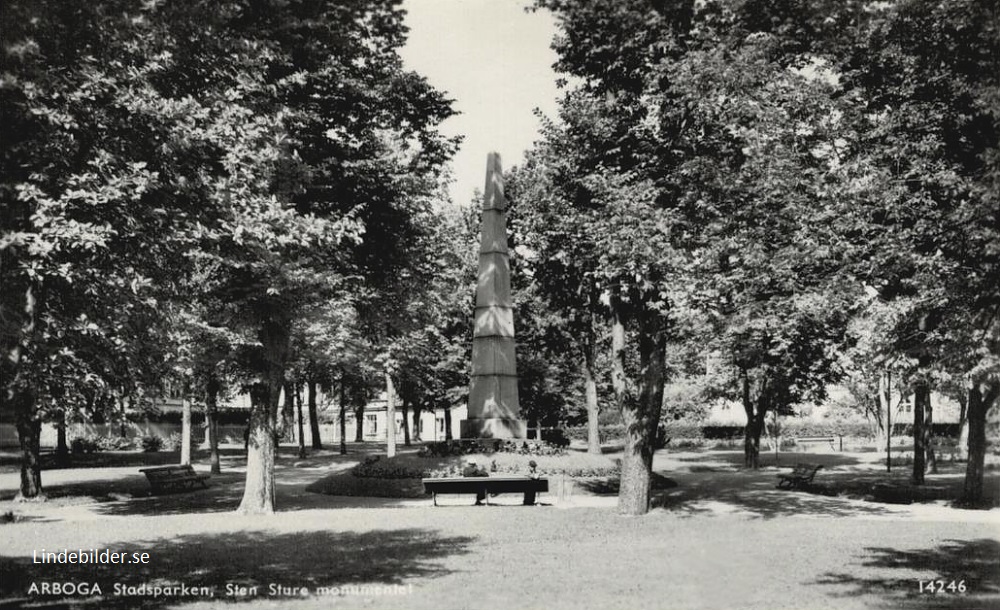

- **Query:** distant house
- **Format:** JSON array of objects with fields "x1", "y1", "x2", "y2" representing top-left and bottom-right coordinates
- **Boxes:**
[
  {"x1": 339, "y1": 395, "x2": 467, "y2": 443},
  {"x1": 152, "y1": 386, "x2": 469, "y2": 444},
  {"x1": 0, "y1": 384, "x2": 469, "y2": 449},
  {"x1": 702, "y1": 385, "x2": 962, "y2": 426}
]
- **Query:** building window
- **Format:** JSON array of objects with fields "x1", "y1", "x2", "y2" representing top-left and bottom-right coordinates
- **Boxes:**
[
  {"x1": 366, "y1": 414, "x2": 377, "y2": 435},
  {"x1": 437, "y1": 418, "x2": 445, "y2": 434}
]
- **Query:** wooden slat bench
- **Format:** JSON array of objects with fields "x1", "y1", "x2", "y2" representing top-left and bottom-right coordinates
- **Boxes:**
[
  {"x1": 422, "y1": 477, "x2": 549, "y2": 506},
  {"x1": 795, "y1": 436, "x2": 839, "y2": 451},
  {"x1": 776, "y1": 463, "x2": 823, "y2": 490},
  {"x1": 140, "y1": 465, "x2": 209, "y2": 494}
]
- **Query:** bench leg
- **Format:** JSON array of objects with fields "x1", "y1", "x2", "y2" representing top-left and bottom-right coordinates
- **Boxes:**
[
  {"x1": 523, "y1": 491, "x2": 536, "y2": 506},
  {"x1": 432, "y1": 492, "x2": 437, "y2": 507}
]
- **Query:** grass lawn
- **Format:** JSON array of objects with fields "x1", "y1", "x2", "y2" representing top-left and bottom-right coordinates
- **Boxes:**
[{"x1": 0, "y1": 443, "x2": 997, "y2": 610}]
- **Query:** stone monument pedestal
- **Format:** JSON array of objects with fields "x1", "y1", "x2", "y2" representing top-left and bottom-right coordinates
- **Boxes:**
[{"x1": 460, "y1": 418, "x2": 527, "y2": 439}]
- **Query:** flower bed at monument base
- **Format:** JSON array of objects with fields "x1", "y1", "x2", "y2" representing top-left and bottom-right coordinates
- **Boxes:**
[
  {"x1": 306, "y1": 451, "x2": 626, "y2": 499},
  {"x1": 351, "y1": 452, "x2": 620, "y2": 479}
]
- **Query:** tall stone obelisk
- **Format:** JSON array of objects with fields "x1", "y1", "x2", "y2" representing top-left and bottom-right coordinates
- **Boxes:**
[{"x1": 461, "y1": 153, "x2": 526, "y2": 439}]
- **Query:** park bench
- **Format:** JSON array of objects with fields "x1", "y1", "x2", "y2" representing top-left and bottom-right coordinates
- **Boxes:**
[
  {"x1": 139, "y1": 465, "x2": 209, "y2": 494},
  {"x1": 422, "y1": 476, "x2": 548, "y2": 506},
  {"x1": 776, "y1": 463, "x2": 823, "y2": 490},
  {"x1": 795, "y1": 436, "x2": 841, "y2": 451}
]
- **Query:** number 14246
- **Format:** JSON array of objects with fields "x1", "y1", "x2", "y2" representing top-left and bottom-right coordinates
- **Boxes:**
[{"x1": 918, "y1": 580, "x2": 966, "y2": 594}]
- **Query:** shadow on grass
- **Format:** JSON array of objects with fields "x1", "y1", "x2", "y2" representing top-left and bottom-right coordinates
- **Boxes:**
[
  {"x1": 813, "y1": 538, "x2": 1000, "y2": 609},
  {"x1": 1, "y1": 443, "x2": 396, "y2": 516},
  {"x1": 653, "y1": 472, "x2": 896, "y2": 519},
  {"x1": 0, "y1": 527, "x2": 474, "y2": 609},
  {"x1": 89, "y1": 469, "x2": 424, "y2": 517},
  {"x1": 0, "y1": 451, "x2": 188, "y2": 474},
  {"x1": 671, "y1": 450, "x2": 867, "y2": 470},
  {"x1": 574, "y1": 473, "x2": 678, "y2": 495},
  {"x1": 0, "y1": 443, "x2": 390, "y2": 474}
]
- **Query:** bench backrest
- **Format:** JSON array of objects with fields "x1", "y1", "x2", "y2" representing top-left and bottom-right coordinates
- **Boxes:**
[
  {"x1": 423, "y1": 477, "x2": 549, "y2": 494},
  {"x1": 792, "y1": 464, "x2": 821, "y2": 475},
  {"x1": 142, "y1": 465, "x2": 198, "y2": 478}
]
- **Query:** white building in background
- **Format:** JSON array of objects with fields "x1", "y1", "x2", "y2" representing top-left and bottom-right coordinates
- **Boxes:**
[
  {"x1": 0, "y1": 384, "x2": 468, "y2": 449},
  {"x1": 703, "y1": 386, "x2": 962, "y2": 426},
  {"x1": 334, "y1": 396, "x2": 467, "y2": 443}
]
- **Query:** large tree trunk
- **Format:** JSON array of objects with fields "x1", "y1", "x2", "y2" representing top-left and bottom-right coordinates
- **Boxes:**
[
  {"x1": 7, "y1": 284, "x2": 43, "y2": 499},
  {"x1": 962, "y1": 382, "x2": 998, "y2": 506},
  {"x1": 354, "y1": 404, "x2": 365, "y2": 442},
  {"x1": 612, "y1": 306, "x2": 666, "y2": 516},
  {"x1": 13, "y1": 388, "x2": 44, "y2": 502},
  {"x1": 582, "y1": 336, "x2": 601, "y2": 455},
  {"x1": 743, "y1": 409, "x2": 766, "y2": 469},
  {"x1": 444, "y1": 404, "x2": 453, "y2": 440},
  {"x1": 385, "y1": 371, "x2": 396, "y2": 457},
  {"x1": 741, "y1": 375, "x2": 768, "y2": 469},
  {"x1": 912, "y1": 375, "x2": 931, "y2": 485},
  {"x1": 308, "y1": 378, "x2": 322, "y2": 450},
  {"x1": 205, "y1": 372, "x2": 221, "y2": 475},
  {"x1": 180, "y1": 395, "x2": 192, "y2": 466},
  {"x1": 412, "y1": 401, "x2": 423, "y2": 443},
  {"x1": 237, "y1": 318, "x2": 290, "y2": 515}
]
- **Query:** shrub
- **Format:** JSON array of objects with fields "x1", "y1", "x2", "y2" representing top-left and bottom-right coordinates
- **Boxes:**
[
  {"x1": 95, "y1": 435, "x2": 135, "y2": 451},
  {"x1": 702, "y1": 426, "x2": 744, "y2": 440},
  {"x1": 70, "y1": 436, "x2": 99, "y2": 454},
  {"x1": 565, "y1": 424, "x2": 671, "y2": 447},
  {"x1": 143, "y1": 408, "x2": 251, "y2": 426},
  {"x1": 161, "y1": 432, "x2": 183, "y2": 451},
  {"x1": 540, "y1": 428, "x2": 571, "y2": 447},
  {"x1": 564, "y1": 425, "x2": 626, "y2": 444},
  {"x1": 138, "y1": 435, "x2": 163, "y2": 452},
  {"x1": 417, "y1": 439, "x2": 567, "y2": 458},
  {"x1": 673, "y1": 438, "x2": 706, "y2": 449},
  {"x1": 661, "y1": 422, "x2": 703, "y2": 439},
  {"x1": 352, "y1": 456, "x2": 431, "y2": 479},
  {"x1": 418, "y1": 441, "x2": 468, "y2": 457},
  {"x1": 477, "y1": 453, "x2": 620, "y2": 478}
]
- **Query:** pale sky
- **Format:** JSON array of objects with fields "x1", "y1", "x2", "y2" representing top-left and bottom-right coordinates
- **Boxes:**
[{"x1": 399, "y1": 0, "x2": 563, "y2": 206}]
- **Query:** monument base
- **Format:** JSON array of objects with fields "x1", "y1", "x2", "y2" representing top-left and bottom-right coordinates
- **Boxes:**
[{"x1": 460, "y1": 418, "x2": 527, "y2": 439}]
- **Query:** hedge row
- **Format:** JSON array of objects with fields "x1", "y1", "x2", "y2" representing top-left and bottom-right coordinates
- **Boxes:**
[
  {"x1": 419, "y1": 439, "x2": 567, "y2": 458},
  {"x1": 69, "y1": 432, "x2": 193, "y2": 453},
  {"x1": 145, "y1": 409, "x2": 251, "y2": 426},
  {"x1": 564, "y1": 421, "x2": 963, "y2": 442}
]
